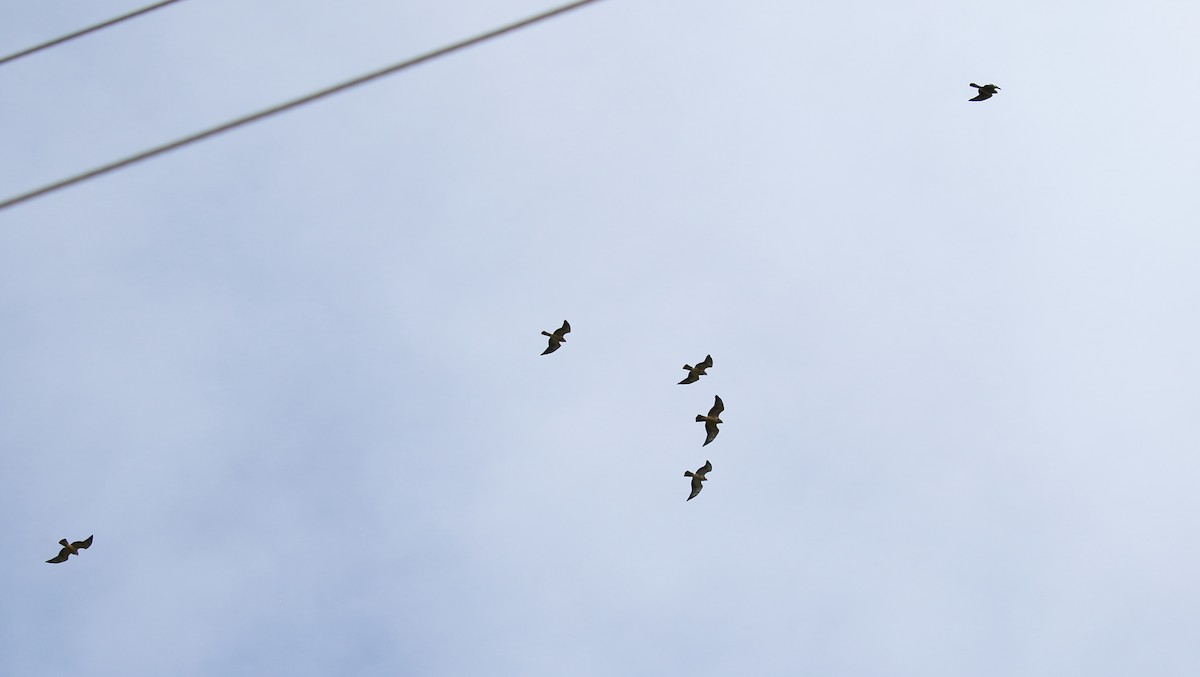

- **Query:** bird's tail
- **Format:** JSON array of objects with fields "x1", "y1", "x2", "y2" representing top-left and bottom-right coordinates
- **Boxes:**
[
  {"x1": 541, "y1": 331, "x2": 552, "y2": 337},
  {"x1": 970, "y1": 83, "x2": 981, "y2": 88},
  {"x1": 682, "y1": 364, "x2": 693, "y2": 371},
  {"x1": 684, "y1": 471, "x2": 695, "y2": 477},
  {"x1": 695, "y1": 415, "x2": 706, "y2": 422}
]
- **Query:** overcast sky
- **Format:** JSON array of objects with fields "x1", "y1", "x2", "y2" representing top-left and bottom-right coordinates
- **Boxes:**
[{"x1": 3, "y1": 1, "x2": 1200, "y2": 675}]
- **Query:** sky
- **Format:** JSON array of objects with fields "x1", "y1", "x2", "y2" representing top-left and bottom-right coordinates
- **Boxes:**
[{"x1": 2, "y1": 0, "x2": 1200, "y2": 675}]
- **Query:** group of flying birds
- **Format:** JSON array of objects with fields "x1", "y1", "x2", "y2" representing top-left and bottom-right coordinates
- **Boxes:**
[
  {"x1": 541, "y1": 320, "x2": 722, "y2": 501},
  {"x1": 44, "y1": 81, "x2": 1003, "y2": 564},
  {"x1": 536, "y1": 83, "x2": 1003, "y2": 502}
]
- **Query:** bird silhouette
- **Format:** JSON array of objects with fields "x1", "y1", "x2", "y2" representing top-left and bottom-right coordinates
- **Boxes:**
[
  {"x1": 678, "y1": 354, "x2": 713, "y2": 385},
  {"x1": 696, "y1": 395, "x2": 724, "y2": 446},
  {"x1": 46, "y1": 535, "x2": 92, "y2": 564},
  {"x1": 540, "y1": 320, "x2": 571, "y2": 355},
  {"x1": 969, "y1": 83, "x2": 1001, "y2": 101},
  {"x1": 685, "y1": 460, "x2": 712, "y2": 500}
]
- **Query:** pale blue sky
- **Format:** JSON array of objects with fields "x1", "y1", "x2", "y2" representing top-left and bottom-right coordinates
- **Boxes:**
[{"x1": 3, "y1": 1, "x2": 1199, "y2": 675}]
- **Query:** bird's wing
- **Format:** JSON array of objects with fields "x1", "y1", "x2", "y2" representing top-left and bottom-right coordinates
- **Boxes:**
[
  {"x1": 969, "y1": 93, "x2": 990, "y2": 101},
  {"x1": 703, "y1": 421, "x2": 720, "y2": 446},
  {"x1": 678, "y1": 372, "x2": 699, "y2": 385},
  {"x1": 687, "y1": 476, "x2": 704, "y2": 500},
  {"x1": 700, "y1": 460, "x2": 712, "y2": 475},
  {"x1": 541, "y1": 338, "x2": 561, "y2": 355},
  {"x1": 700, "y1": 355, "x2": 713, "y2": 369},
  {"x1": 72, "y1": 535, "x2": 93, "y2": 550},
  {"x1": 709, "y1": 395, "x2": 724, "y2": 416},
  {"x1": 559, "y1": 320, "x2": 571, "y2": 336},
  {"x1": 46, "y1": 548, "x2": 71, "y2": 563}
]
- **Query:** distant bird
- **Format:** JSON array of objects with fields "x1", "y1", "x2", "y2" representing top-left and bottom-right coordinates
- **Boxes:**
[
  {"x1": 678, "y1": 354, "x2": 714, "y2": 385},
  {"x1": 685, "y1": 460, "x2": 713, "y2": 501},
  {"x1": 46, "y1": 535, "x2": 93, "y2": 564},
  {"x1": 695, "y1": 395, "x2": 724, "y2": 446},
  {"x1": 540, "y1": 320, "x2": 571, "y2": 355},
  {"x1": 969, "y1": 83, "x2": 1001, "y2": 101}
]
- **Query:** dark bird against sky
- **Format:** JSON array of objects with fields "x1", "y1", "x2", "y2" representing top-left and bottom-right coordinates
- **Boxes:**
[
  {"x1": 969, "y1": 83, "x2": 1001, "y2": 101},
  {"x1": 540, "y1": 320, "x2": 571, "y2": 355},
  {"x1": 678, "y1": 354, "x2": 713, "y2": 385},
  {"x1": 46, "y1": 535, "x2": 93, "y2": 564},
  {"x1": 696, "y1": 395, "x2": 724, "y2": 446},
  {"x1": 685, "y1": 460, "x2": 712, "y2": 501}
]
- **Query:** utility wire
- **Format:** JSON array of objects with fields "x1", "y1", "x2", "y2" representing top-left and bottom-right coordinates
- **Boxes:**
[
  {"x1": 0, "y1": 0, "x2": 186, "y2": 67},
  {"x1": 0, "y1": 0, "x2": 605, "y2": 213}
]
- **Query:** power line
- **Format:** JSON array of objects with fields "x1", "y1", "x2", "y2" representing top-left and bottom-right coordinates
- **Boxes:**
[
  {"x1": 0, "y1": 0, "x2": 606, "y2": 213},
  {"x1": 0, "y1": 0, "x2": 186, "y2": 67}
]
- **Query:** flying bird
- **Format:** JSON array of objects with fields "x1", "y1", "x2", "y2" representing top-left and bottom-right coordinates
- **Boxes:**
[
  {"x1": 678, "y1": 354, "x2": 714, "y2": 385},
  {"x1": 969, "y1": 83, "x2": 1001, "y2": 101},
  {"x1": 696, "y1": 395, "x2": 724, "y2": 446},
  {"x1": 685, "y1": 460, "x2": 713, "y2": 501},
  {"x1": 540, "y1": 320, "x2": 571, "y2": 355},
  {"x1": 46, "y1": 535, "x2": 93, "y2": 564}
]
